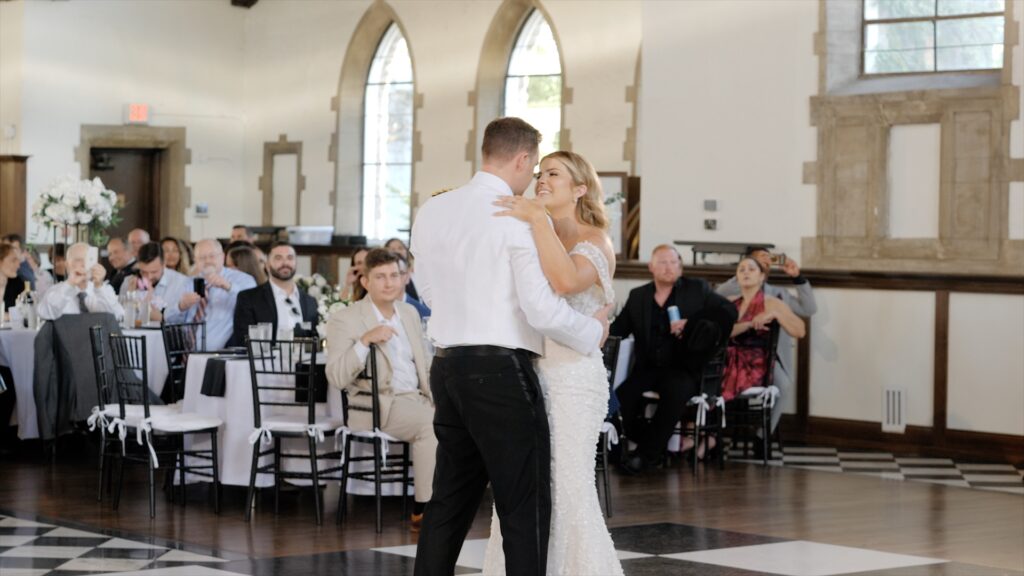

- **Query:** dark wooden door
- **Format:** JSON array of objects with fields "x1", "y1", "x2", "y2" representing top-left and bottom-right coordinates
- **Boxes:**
[{"x1": 89, "y1": 148, "x2": 160, "y2": 240}]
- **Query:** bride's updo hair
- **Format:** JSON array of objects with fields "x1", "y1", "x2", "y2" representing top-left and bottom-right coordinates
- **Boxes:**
[{"x1": 543, "y1": 151, "x2": 608, "y2": 230}]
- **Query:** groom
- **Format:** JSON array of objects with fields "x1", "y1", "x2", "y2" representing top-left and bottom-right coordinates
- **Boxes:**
[{"x1": 412, "y1": 117, "x2": 609, "y2": 576}]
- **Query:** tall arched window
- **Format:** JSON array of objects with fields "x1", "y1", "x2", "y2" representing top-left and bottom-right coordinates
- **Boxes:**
[
  {"x1": 363, "y1": 23, "x2": 413, "y2": 242},
  {"x1": 504, "y1": 9, "x2": 562, "y2": 156}
]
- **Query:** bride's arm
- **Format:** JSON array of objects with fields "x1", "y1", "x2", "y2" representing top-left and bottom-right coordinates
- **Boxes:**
[{"x1": 495, "y1": 197, "x2": 597, "y2": 295}]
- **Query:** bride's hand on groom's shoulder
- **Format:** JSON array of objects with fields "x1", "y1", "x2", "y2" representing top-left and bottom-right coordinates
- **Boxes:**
[{"x1": 493, "y1": 196, "x2": 547, "y2": 227}]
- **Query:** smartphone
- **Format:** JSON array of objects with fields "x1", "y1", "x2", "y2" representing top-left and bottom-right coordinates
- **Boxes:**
[
  {"x1": 193, "y1": 277, "x2": 206, "y2": 296},
  {"x1": 769, "y1": 253, "x2": 787, "y2": 267},
  {"x1": 85, "y1": 246, "x2": 99, "y2": 271}
]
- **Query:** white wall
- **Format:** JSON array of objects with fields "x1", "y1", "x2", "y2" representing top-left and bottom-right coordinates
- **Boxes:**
[
  {"x1": 888, "y1": 124, "x2": 941, "y2": 239},
  {"x1": 809, "y1": 289, "x2": 935, "y2": 427},
  {"x1": 639, "y1": 0, "x2": 818, "y2": 260},
  {"x1": 0, "y1": 1, "x2": 23, "y2": 156},
  {"x1": 16, "y1": 0, "x2": 246, "y2": 242},
  {"x1": 947, "y1": 293, "x2": 1024, "y2": 436}
]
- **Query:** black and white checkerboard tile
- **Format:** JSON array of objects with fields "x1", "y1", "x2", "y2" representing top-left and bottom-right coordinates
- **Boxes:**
[
  {"x1": 0, "y1": 515, "x2": 245, "y2": 576},
  {"x1": 2, "y1": 513, "x2": 1021, "y2": 576},
  {"x1": 728, "y1": 445, "x2": 1024, "y2": 495}
]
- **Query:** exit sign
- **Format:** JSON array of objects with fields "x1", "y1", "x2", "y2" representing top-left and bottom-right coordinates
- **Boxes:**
[{"x1": 123, "y1": 103, "x2": 151, "y2": 125}]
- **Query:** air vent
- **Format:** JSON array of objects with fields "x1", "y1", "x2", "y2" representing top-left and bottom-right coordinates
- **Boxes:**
[{"x1": 882, "y1": 388, "x2": 906, "y2": 434}]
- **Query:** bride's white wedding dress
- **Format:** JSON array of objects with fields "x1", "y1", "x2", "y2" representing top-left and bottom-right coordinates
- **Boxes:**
[{"x1": 482, "y1": 241, "x2": 624, "y2": 576}]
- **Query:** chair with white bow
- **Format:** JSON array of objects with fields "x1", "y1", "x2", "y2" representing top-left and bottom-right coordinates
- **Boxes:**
[
  {"x1": 106, "y1": 332, "x2": 222, "y2": 518},
  {"x1": 725, "y1": 322, "x2": 781, "y2": 466},
  {"x1": 336, "y1": 344, "x2": 413, "y2": 533},
  {"x1": 596, "y1": 335, "x2": 623, "y2": 518},
  {"x1": 244, "y1": 337, "x2": 343, "y2": 525},
  {"x1": 88, "y1": 325, "x2": 122, "y2": 502},
  {"x1": 160, "y1": 320, "x2": 206, "y2": 404},
  {"x1": 685, "y1": 343, "x2": 729, "y2": 474}
]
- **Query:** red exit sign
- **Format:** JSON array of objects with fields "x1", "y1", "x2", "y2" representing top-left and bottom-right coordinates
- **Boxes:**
[{"x1": 124, "y1": 103, "x2": 150, "y2": 125}]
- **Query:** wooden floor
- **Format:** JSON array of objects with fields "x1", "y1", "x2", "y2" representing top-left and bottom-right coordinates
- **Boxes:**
[{"x1": 1, "y1": 438, "x2": 1022, "y2": 572}]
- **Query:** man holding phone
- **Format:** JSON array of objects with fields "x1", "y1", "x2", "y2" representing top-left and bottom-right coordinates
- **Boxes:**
[
  {"x1": 37, "y1": 243, "x2": 123, "y2": 320},
  {"x1": 121, "y1": 242, "x2": 192, "y2": 323},
  {"x1": 180, "y1": 239, "x2": 256, "y2": 349}
]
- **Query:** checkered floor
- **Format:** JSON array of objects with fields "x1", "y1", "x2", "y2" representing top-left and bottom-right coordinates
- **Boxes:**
[
  {"x1": 3, "y1": 512, "x2": 1022, "y2": 576},
  {"x1": 727, "y1": 444, "x2": 1024, "y2": 495}
]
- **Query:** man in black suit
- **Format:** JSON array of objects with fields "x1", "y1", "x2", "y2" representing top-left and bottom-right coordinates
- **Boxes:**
[
  {"x1": 611, "y1": 244, "x2": 737, "y2": 474},
  {"x1": 231, "y1": 241, "x2": 318, "y2": 346}
]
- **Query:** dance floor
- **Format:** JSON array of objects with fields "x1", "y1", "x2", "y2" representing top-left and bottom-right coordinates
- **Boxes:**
[{"x1": 1, "y1": 439, "x2": 1021, "y2": 576}]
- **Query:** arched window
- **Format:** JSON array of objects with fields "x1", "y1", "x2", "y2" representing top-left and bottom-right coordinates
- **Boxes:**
[
  {"x1": 504, "y1": 9, "x2": 562, "y2": 156},
  {"x1": 363, "y1": 23, "x2": 413, "y2": 242}
]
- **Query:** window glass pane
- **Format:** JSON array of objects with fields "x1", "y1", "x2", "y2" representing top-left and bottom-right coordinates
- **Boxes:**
[
  {"x1": 864, "y1": 22, "x2": 935, "y2": 73},
  {"x1": 937, "y1": 0, "x2": 1004, "y2": 16},
  {"x1": 363, "y1": 23, "x2": 413, "y2": 242},
  {"x1": 504, "y1": 10, "x2": 562, "y2": 157},
  {"x1": 936, "y1": 16, "x2": 1004, "y2": 70},
  {"x1": 362, "y1": 164, "x2": 411, "y2": 242},
  {"x1": 864, "y1": 0, "x2": 935, "y2": 20}
]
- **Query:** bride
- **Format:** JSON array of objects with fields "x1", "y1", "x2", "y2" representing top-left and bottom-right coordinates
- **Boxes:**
[{"x1": 483, "y1": 151, "x2": 624, "y2": 576}]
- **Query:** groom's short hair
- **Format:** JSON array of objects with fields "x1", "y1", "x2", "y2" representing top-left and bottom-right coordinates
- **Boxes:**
[{"x1": 481, "y1": 117, "x2": 542, "y2": 162}]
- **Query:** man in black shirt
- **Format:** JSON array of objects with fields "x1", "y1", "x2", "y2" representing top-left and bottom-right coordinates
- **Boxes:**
[{"x1": 610, "y1": 245, "x2": 736, "y2": 473}]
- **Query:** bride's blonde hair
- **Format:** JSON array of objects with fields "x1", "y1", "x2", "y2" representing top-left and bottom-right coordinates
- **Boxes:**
[{"x1": 542, "y1": 151, "x2": 608, "y2": 230}]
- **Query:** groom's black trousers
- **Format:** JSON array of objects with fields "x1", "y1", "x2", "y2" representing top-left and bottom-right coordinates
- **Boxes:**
[{"x1": 414, "y1": 347, "x2": 550, "y2": 576}]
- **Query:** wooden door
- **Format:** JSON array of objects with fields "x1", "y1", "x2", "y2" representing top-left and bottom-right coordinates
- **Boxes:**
[{"x1": 89, "y1": 148, "x2": 160, "y2": 240}]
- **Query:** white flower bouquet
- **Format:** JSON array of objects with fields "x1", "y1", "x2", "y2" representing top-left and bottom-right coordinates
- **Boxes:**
[
  {"x1": 32, "y1": 175, "x2": 121, "y2": 245},
  {"x1": 295, "y1": 273, "x2": 347, "y2": 325}
]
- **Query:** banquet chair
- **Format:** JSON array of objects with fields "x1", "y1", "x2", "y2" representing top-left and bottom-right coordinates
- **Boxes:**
[
  {"x1": 244, "y1": 337, "x2": 343, "y2": 525},
  {"x1": 725, "y1": 322, "x2": 781, "y2": 466},
  {"x1": 336, "y1": 344, "x2": 413, "y2": 533},
  {"x1": 160, "y1": 320, "x2": 206, "y2": 404},
  {"x1": 107, "y1": 333, "x2": 222, "y2": 518},
  {"x1": 88, "y1": 326, "x2": 122, "y2": 502},
  {"x1": 596, "y1": 335, "x2": 622, "y2": 518},
  {"x1": 685, "y1": 343, "x2": 728, "y2": 474}
]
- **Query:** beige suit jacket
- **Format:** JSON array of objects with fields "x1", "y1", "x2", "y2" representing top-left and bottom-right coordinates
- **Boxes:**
[{"x1": 325, "y1": 297, "x2": 432, "y2": 430}]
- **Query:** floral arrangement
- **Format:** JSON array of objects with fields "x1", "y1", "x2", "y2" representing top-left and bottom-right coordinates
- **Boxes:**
[
  {"x1": 295, "y1": 273, "x2": 347, "y2": 326},
  {"x1": 32, "y1": 175, "x2": 121, "y2": 245}
]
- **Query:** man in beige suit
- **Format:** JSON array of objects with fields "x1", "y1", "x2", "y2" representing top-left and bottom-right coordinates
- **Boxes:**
[{"x1": 326, "y1": 248, "x2": 436, "y2": 532}]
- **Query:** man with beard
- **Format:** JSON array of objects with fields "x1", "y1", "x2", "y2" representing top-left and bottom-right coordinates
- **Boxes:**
[{"x1": 231, "y1": 241, "x2": 319, "y2": 346}]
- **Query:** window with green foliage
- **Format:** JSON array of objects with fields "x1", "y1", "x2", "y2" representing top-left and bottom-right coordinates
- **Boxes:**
[
  {"x1": 863, "y1": 0, "x2": 1005, "y2": 75},
  {"x1": 504, "y1": 10, "x2": 562, "y2": 156},
  {"x1": 363, "y1": 24, "x2": 413, "y2": 243}
]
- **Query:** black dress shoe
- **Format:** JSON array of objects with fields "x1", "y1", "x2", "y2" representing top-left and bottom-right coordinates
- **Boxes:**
[{"x1": 620, "y1": 454, "x2": 645, "y2": 476}]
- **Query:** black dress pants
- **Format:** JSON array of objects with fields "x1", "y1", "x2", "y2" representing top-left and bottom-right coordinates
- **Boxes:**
[
  {"x1": 616, "y1": 367, "x2": 698, "y2": 461},
  {"x1": 414, "y1": 351, "x2": 550, "y2": 576}
]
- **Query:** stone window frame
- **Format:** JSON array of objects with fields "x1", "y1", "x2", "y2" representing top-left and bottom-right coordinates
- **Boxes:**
[
  {"x1": 803, "y1": 0, "x2": 1023, "y2": 275},
  {"x1": 258, "y1": 134, "x2": 305, "y2": 227},
  {"x1": 329, "y1": 1, "x2": 422, "y2": 235},
  {"x1": 466, "y1": 0, "x2": 570, "y2": 170}
]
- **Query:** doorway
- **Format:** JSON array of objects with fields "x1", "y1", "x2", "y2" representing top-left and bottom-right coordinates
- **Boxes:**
[{"x1": 88, "y1": 148, "x2": 161, "y2": 240}]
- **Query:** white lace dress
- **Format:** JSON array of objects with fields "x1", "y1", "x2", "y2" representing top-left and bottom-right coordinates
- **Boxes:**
[{"x1": 482, "y1": 241, "x2": 624, "y2": 576}]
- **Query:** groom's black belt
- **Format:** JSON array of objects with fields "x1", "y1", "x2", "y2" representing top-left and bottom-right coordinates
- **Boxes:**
[{"x1": 435, "y1": 345, "x2": 538, "y2": 359}]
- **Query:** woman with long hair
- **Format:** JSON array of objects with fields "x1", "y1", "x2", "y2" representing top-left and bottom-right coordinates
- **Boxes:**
[
  {"x1": 227, "y1": 245, "x2": 267, "y2": 285},
  {"x1": 160, "y1": 237, "x2": 194, "y2": 275}
]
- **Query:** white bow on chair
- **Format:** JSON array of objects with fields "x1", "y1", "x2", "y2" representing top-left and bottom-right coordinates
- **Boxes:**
[
  {"x1": 135, "y1": 417, "x2": 159, "y2": 469},
  {"x1": 690, "y1": 393, "x2": 711, "y2": 428},
  {"x1": 248, "y1": 426, "x2": 273, "y2": 447},
  {"x1": 107, "y1": 418, "x2": 128, "y2": 455},
  {"x1": 600, "y1": 421, "x2": 619, "y2": 450},
  {"x1": 714, "y1": 396, "x2": 727, "y2": 427},
  {"x1": 334, "y1": 426, "x2": 352, "y2": 463},
  {"x1": 87, "y1": 407, "x2": 109, "y2": 432},
  {"x1": 307, "y1": 425, "x2": 325, "y2": 444}
]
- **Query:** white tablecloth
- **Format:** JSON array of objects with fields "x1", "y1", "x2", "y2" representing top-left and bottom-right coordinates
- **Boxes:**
[
  {"x1": 0, "y1": 326, "x2": 168, "y2": 440},
  {"x1": 181, "y1": 353, "x2": 409, "y2": 496}
]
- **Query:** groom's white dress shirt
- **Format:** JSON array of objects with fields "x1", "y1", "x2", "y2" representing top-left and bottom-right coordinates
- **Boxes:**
[{"x1": 411, "y1": 171, "x2": 601, "y2": 356}]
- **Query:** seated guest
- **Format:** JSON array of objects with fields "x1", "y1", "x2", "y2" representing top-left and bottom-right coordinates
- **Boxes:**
[
  {"x1": 161, "y1": 236, "x2": 193, "y2": 276},
  {"x1": 183, "y1": 239, "x2": 256, "y2": 350},
  {"x1": 1, "y1": 234, "x2": 36, "y2": 289},
  {"x1": 230, "y1": 224, "x2": 256, "y2": 244},
  {"x1": 37, "y1": 243, "x2": 123, "y2": 320},
  {"x1": 227, "y1": 244, "x2": 267, "y2": 285},
  {"x1": 231, "y1": 241, "x2": 317, "y2": 346},
  {"x1": 717, "y1": 248, "x2": 815, "y2": 436},
  {"x1": 385, "y1": 237, "x2": 420, "y2": 301},
  {"x1": 127, "y1": 228, "x2": 151, "y2": 257},
  {"x1": 49, "y1": 244, "x2": 67, "y2": 282},
  {"x1": 0, "y1": 243, "x2": 25, "y2": 310},
  {"x1": 395, "y1": 253, "x2": 430, "y2": 319},
  {"x1": 339, "y1": 247, "x2": 369, "y2": 302},
  {"x1": 326, "y1": 248, "x2": 435, "y2": 531},
  {"x1": 121, "y1": 242, "x2": 192, "y2": 323},
  {"x1": 611, "y1": 244, "x2": 736, "y2": 474},
  {"x1": 106, "y1": 237, "x2": 136, "y2": 293}
]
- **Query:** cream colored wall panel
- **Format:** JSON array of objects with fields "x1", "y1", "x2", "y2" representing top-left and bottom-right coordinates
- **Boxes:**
[
  {"x1": 809, "y1": 289, "x2": 935, "y2": 426},
  {"x1": 639, "y1": 0, "x2": 818, "y2": 260},
  {"x1": 947, "y1": 293, "x2": 1024, "y2": 436},
  {"x1": 1011, "y1": 183, "x2": 1024, "y2": 240},
  {"x1": 889, "y1": 124, "x2": 940, "y2": 239},
  {"x1": 0, "y1": 1, "x2": 23, "y2": 156}
]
